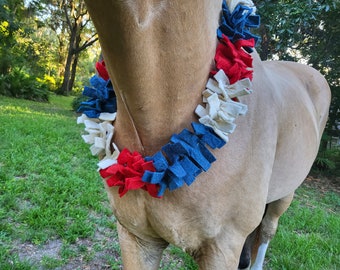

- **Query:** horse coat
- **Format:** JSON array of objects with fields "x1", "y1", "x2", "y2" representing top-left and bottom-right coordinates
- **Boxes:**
[{"x1": 80, "y1": 0, "x2": 331, "y2": 269}]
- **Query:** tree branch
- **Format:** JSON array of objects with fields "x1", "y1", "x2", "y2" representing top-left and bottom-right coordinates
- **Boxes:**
[
  {"x1": 75, "y1": 35, "x2": 98, "y2": 54},
  {"x1": 62, "y1": 0, "x2": 72, "y2": 31}
]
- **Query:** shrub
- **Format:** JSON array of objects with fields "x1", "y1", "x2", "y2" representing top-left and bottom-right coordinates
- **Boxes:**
[
  {"x1": 0, "y1": 69, "x2": 49, "y2": 102},
  {"x1": 71, "y1": 93, "x2": 88, "y2": 112},
  {"x1": 36, "y1": 74, "x2": 58, "y2": 92},
  {"x1": 313, "y1": 149, "x2": 340, "y2": 175}
]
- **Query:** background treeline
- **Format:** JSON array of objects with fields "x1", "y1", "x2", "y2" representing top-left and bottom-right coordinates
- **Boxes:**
[
  {"x1": 0, "y1": 0, "x2": 98, "y2": 100},
  {"x1": 0, "y1": 0, "x2": 339, "y2": 172}
]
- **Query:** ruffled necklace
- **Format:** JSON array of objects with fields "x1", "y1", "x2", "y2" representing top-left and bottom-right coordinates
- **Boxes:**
[{"x1": 77, "y1": 0, "x2": 260, "y2": 198}]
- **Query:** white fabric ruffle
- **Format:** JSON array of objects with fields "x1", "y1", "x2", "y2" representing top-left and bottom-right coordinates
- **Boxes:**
[
  {"x1": 226, "y1": 0, "x2": 256, "y2": 13},
  {"x1": 195, "y1": 69, "x2": 251, "y2": 142},
  {"x1": 77, "y1": 113, "x2": 120, "y2": 169}
]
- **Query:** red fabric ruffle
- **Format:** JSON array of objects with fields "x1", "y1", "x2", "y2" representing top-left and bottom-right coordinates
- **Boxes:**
[
  {"x1": 99, "y1": 148, "x2": 160, "y2": 198},
  {"x1": 213, "y1": 35, "x2": 255, "y2": 84},
  {"x1": 96, "y1": 60, "x2": 110, "y2": 81}
]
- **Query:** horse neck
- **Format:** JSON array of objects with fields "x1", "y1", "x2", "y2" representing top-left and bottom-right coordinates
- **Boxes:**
[{"x1": 86, "y1": 0, "x2": 222, "y2": 155}]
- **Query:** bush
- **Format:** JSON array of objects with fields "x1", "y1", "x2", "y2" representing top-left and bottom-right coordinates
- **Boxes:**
[
  {"x1": 71, "y1": 93, "x2": 88, "y2": 112},
  {"x1": 0, "y1": 69, "x2": 49, "y2": 102},
  {"x1": 313, "y1": 149, "x2": 340, "y2": 175},
  {"x1": 37, "y1": 74, "x2": 58, "y2": 92}
]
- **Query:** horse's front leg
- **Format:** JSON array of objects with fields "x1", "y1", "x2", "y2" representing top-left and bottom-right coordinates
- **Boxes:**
[
  {"x1": 192, "y1": 231, "x2": 247, "y2": 270},
  {"x1": 117, "y1": 222, "x2": 168, "y2": 270}
]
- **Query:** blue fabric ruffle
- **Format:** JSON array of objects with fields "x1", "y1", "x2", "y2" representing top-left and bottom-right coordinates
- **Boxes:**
[
  {"x1": 142, "y1": 122, "x2": 225, "y2": 196},
  {"x1": 77, "y1": 75, "x2": 117, "y2": 118},
  {"x1": 217, "y1": 2, "x2": 260, "y2": 44}
]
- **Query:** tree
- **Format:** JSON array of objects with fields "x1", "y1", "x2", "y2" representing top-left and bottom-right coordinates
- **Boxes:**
[
  {"x1": 30, "y1": 0, "x2": 98, "y2": 95},
  {"x1": 0, "y1": 0, "x2": 99, "y2": 100},
  {"x1": 0, "y1": 0, "x2": 52, "y2": 100},
  {"x1": 0, "y1": 0, "x2": 25, "y2": 75},
  {"x1": 57, "y1": 0, "x2": 97, "y2": 95},
  {"x1": 255, "y1": 0, "x2": 340, "y2": 149}
]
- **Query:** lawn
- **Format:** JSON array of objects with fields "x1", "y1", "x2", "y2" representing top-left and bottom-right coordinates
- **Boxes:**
[{"x1": 0, "y1": 95, "x2": 339, "y2": 269}]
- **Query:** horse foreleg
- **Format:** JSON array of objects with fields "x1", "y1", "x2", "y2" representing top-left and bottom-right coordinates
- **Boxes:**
[
  {"x1": 117, "y1": 222, "x2": 168, "y2": 270},
  {"x1": 192, "y1": 231, "x2": 246, "y2": 270},
  {"x1": 238, "y1": 232, "x2": 255, "y2": 270},
  {"x1": 250, "y1": 193, "x2": 295, "y2": 270}
]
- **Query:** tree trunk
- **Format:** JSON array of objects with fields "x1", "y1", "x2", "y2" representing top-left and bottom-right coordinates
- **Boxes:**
[
  {"x1": 59, "y1": 50, "x2": 73, "y2": 95},
  {"x1": 59, "y1": 24, "x2": 78, "y2": 95},
  {"x1": 0, "y1": 50, "x2": 11, "y2": 75},
  {"x1": 69, "y1": 34, "x2": 82, "y2": 93},
  {"x1": 259, "y1": 24, "x2": 270, "y2": 61},
  {"x1": 57, "y1": 37, "x2": 67, "y2": 79}
]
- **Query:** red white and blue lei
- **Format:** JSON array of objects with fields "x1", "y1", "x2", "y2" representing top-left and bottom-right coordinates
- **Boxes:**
[{"x1": 77, "y1": 0, "x2": 260, "y2": 198}]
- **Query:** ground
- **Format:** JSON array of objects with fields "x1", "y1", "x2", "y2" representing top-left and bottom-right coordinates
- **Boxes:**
[
  {"x1": 304, "y1": 175, "x2": 340, "y2": 195},
  {"x1": 10, "y1": 175, "x2": 340, "y2": 270}
]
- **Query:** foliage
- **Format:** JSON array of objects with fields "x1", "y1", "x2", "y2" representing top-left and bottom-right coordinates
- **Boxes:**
[
  {"x1": 0, "y1": 0, "x2": 99, "y2": 101},
  {"x1": 0, "y1": 69, "x2": 49, "y2": 101},
  {"x1": 30, "y1": 0, "x2": 99, "y2": 95},
  {"x1": 71, "y1": 93, "x2": 88, "y2": 111},
  {"x1": 0, "y1": 0, "x2": 57, "y2": 101},
  {"x1": 314, "y1": 156, "x2": 336, "y2": 171},
  {"x1": 313, "y1": 149, "x2": 340, "y2": 176},
  {"x1": 37, "y1": 74, "x2": 58, "y2": 91},
  {"x1": 1, "y1": 0, "x2": 26, "y2": 74}
]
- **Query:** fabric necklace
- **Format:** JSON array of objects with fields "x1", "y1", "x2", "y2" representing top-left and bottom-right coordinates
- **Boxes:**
[{"x1": 77, "y1": 0, "x2": 260, "y2": 198}]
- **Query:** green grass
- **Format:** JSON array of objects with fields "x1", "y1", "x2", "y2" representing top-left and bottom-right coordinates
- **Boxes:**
[
  {"x1": 265, "y1": 186, "x2": 340, "y2": 270},
  {"x1": 0, "y1": 95, "x2": 119, "y2": 269},
  {"x1": 0, "y1": 95, "x2": 339, "y2": 269}
]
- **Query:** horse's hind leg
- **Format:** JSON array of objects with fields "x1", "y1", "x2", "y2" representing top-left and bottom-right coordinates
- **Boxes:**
[
  {"x1": 250, "y1": 192, "x2": 295, "y2": 270},
  {"x1": 117, "y1": 222, "x2": 168, "y2": 270}
]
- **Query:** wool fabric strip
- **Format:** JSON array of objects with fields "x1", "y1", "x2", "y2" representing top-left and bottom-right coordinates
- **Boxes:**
[
  {"x1": 95, "y1": 60, "x2": 110, "y2": 81},
  {"x1": 217, "y1": 1, "x2": 260, "y2": 44},
  {"x1": 213, "y1": 35, "x2": 255, "y2": 84},
  {"x1": 142, "y1": 124, "x2": 225, "y2": 196},
  {"x1": 77, "y1": 66, "x2": 117, "y2": 118},
  {"x1": 100, "y1": 149, "x2": 160, "y2": 198}
]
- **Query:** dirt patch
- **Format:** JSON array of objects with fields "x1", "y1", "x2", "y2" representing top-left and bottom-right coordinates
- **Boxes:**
[
  {"x1": 14, "y1": 233, "x2": 121, "y2": 269},
  {"x1": 303, "y1": 175, "x2": 340, "y2": 195},
  {"x1": 16, "y1": 240, "x2": 62, "y2": 264},
  {"x1": 14, "y1": 231, "x2": 182, "y2": 270}
]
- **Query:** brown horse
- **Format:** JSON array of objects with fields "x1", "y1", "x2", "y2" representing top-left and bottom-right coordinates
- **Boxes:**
[{"x1": 83, "y1": 0, "x2": 331, "y2": 269}]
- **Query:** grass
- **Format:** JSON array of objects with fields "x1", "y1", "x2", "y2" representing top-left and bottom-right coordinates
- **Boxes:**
[
  {"x1": 0, "y1": 95, "x2": 119, "y2": 269},
  {"x1": 0, "y1": 95, "x2": 339, "y2": 269},
  {"x1": 266, "y1": 185, "x2": 339, "y2": 270}
]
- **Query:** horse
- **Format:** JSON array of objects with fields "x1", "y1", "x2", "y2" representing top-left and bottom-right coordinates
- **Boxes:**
[{"x1": 82, "y1": 0, "x2": 331, "y2": 269}]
